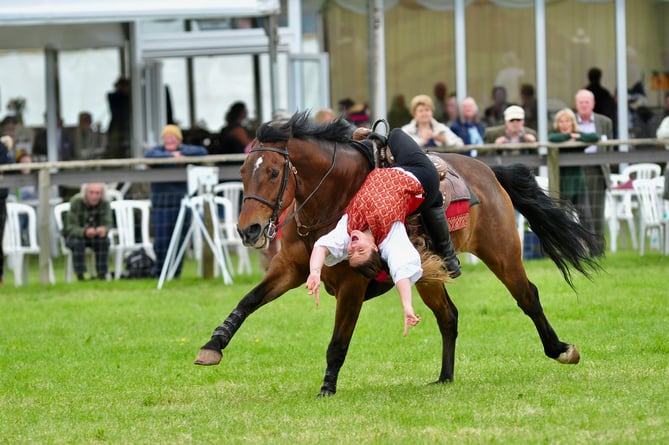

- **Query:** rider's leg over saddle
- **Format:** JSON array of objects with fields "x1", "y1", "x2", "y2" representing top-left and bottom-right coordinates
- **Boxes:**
[{"x1": 387, "y1": 129, "x2": 461, "y2": 278}]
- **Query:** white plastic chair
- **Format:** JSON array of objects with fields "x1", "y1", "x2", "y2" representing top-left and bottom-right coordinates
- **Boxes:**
[
  {"x1": 622, "y1": 163, "x2": 662, "y2": 181},
  {"x1": 213, "y1": 195, "x2": 252, "y2": 275},
  {"x1": 53, "y1": 202, "x2": 95, "y2": 283},
  {"x1": 106, "y1": 188, "x2": 124, "y2": 201},
  {"x1": 633, "y1": 178, "x2": 667, "y2": 255},
  {"x1": 109, "y1": 200, "x2": 156, "y2": 279},
  {"x1": 189, "y1": 195, "x2": 234, "y2": 280},
  {"x1": 3, "y1": 202, "x2": 55, "y2": 286},
  {"x1": 606, "y1": 173, "x2": 638, "y2": 252},
  {"x1": 213, "y1": 181, "x2": 252, "y2": 274},
  {"x1": 213, "y1": 181, "x2": 244, "y2": 219},
  {"x1": 659, "y1": 177, "x2": 669, "y2": 254}
]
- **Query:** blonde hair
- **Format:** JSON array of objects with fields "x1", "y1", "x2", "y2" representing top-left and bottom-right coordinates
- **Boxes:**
[
  {"x1": 552, "y1": 108, "x2": 578, "y2": 132},
  {"x1": 160, "y1": 124, "x2": 183, "y2": 142},
  {"x1": 410, "y1": 94, "x2": 434, "y2": 115}
]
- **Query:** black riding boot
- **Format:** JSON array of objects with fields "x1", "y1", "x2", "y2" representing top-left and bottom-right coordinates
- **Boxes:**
[{"x1": 422, "y1": 206, "x2": 461, "y2": 278}]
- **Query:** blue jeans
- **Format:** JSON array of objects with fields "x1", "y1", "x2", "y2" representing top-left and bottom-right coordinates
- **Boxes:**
[{"x1": 151, "y1": 205, "x2": 190, "y2": 277}]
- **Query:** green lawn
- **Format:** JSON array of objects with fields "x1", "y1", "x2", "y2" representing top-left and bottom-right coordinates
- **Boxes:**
[{"x1": 1, "y1": 251, "x2": 667, "y2": 444}]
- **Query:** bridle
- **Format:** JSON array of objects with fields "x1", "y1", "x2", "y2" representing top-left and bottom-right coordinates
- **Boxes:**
[{"x1": 243, "y1": 140, "x2": 338, "y2": 240}]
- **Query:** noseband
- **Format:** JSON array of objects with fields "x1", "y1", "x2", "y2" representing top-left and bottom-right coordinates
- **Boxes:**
[{"x1": 243, "y1": 140, "x2": 338, "y2": 240}]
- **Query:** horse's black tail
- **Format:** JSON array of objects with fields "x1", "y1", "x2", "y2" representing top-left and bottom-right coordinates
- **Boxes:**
[{"x1": 491, "y1": 163, "x2": 602, "y2": 289}]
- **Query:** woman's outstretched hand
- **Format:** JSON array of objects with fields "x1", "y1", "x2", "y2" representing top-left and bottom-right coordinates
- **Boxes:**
[
  {"x1": 306, "y1": 271, "x2": 321, "y2": 306},
  {"x1": 403, "y1": 311, "x2": 422, "y2": 337}
]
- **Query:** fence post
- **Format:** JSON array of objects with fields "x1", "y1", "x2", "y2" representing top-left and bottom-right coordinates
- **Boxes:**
[
  {"x1": 37, "y1": 167, "x2": 52, "y2": 284},
  {"x1": 202, "y1": 203, "x2": 214, "y2": 279},
  {"x1": 546, "y1": 146, "x2": 560, "y2": 198}
]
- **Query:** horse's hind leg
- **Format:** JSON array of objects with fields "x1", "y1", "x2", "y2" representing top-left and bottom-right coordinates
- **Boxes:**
[
  {"x1": 478, "y1": 248, "x2": 580, "y2": 365},
  {"x1": 416, "y1": 282, "x2": 458, "y2": 383}
]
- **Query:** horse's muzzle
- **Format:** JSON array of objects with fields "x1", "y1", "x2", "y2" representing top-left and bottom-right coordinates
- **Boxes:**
[{"x1": 238, "y1": 223, "x2": 270, "y2": 249}]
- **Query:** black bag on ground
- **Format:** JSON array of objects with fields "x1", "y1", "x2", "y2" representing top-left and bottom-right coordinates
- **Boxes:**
[{"x1": 121, "y1": 248, "x2": 155, "y2": 279}]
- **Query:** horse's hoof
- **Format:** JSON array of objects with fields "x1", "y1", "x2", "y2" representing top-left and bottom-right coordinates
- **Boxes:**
[
  {"x1": 194, "y1": 348, "x2": 222, "y2": 366},
  {"x1": 429, "y1": 378, "x2": 453, "y2": 385},
  {"x1": 556, "y1": 345, "x2": 580, "y2": 364},
  {"x1": 316, "y1": 388, "x2": 336, "y2": 398}
]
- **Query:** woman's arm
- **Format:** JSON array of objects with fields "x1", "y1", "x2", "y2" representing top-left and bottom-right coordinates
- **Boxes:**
[
  {"x1": 431, "y1": 120, "x2": 461, "y2": 147},
  {"x1": 144, "y1": 146, "x2": 171, "y2": 158},
  {"x1": 548, "y1": 132, "x2": 570, "y2": 143},
  {"x1": 379, "y1": 222, "x2": 423, "y2": 335},
  {"x1": 306, "y1": 215, "x2": 350, "y2": 304},
  {"x1": 576, "y1": 132, "x2": 600, "y2": 143},
  {"x1": 231, "y1": 126, "x2": 252, "y2": 145},
  {"x1": 306, "y1": 245, "x2": 329, "y2": 306},
  {"x1": 396, "y1": 277, "x2": 421, "y2": 336},
  {"x1": 180, "y1": 144, "x2": 209, "y2": 156}
]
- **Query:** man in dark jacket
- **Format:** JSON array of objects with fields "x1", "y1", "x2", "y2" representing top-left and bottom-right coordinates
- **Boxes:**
[{"x1": 64, "y1": 183, "x2": 113, "y2": 280}]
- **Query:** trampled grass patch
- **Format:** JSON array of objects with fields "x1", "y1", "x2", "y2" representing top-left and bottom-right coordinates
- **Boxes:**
[{"x1": 1, "y1": 252, "x2": 668, "y2": 443}]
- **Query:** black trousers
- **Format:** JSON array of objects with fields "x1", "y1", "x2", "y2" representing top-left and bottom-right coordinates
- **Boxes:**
[
  {"x1": 387, "y1": 128, "x2": 443, "y2": 211},
  {"x1": 66, "y1": 236, "x2": 110, "y2": 277}
]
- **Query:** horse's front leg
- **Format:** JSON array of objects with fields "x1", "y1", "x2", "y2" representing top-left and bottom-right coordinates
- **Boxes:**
[
  {"x1": 318, "y1": 272, "x2": 367, "y2": 397},
  {"x1": 194, "y1": 253, "x2": 306, "y2": 365},
  {"x1": 416, "y1": 282, "x2": 458, "y2": 384}
]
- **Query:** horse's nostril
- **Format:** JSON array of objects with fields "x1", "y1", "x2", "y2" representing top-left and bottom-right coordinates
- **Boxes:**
[
  {"x1": 248, "y1": 224, "x2": 261, "y2": 238},
  {"x1": 240, "y1": 224, "x2": 262, "y2": 245}
]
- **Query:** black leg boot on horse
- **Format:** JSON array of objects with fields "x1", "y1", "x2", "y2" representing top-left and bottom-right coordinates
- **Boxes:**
[{"x1": 422, "y1": 206, "x2": 461, "y2": 278}]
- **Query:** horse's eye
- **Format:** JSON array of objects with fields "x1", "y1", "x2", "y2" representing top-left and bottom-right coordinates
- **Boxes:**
[{"x1": 270, "y1": 169, "x2": 280, "y2": 179}]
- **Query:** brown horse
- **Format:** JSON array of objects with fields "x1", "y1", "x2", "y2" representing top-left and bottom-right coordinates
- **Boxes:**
[{"x1": 195, "y1": 112, "x2": 600, "y2": 397}]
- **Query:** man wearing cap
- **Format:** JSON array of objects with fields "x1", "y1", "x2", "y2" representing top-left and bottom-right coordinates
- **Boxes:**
[
  {"x1": 145, "y1": 124, "x2": 208, "y2": 277},
  {"x1": 484, "y1": 105, "x2": 537, "y2": 145}
]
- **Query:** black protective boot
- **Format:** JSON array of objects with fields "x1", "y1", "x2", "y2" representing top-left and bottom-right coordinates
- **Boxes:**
[{"x1": 422, "y1": 206, "x2": 461, "y2": 278}]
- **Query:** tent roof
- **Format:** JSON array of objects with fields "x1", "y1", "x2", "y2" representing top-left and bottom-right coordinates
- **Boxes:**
[
  {"x1": 0, "y1": 0, "x2": 280, "y2": 50},
  {"x1": 0, "y1": 0, "x2": 279, "y2": 25}
]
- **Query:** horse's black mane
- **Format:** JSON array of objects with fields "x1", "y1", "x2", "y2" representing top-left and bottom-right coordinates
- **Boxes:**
[{"x1": 255, "y1": 111, "x2": 355, "y2": 144}]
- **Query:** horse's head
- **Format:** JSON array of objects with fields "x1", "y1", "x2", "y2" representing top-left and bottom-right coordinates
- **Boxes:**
[
  {"x1": 238, "y1": 138, "x2": 298, "y2": 249},
  {"x1": 237, "y1": 111, "x2": 364, "y2": 249}
]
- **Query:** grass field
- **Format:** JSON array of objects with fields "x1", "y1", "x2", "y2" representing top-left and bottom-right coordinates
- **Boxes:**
[{"x1": 1, "y1": 251, "x2": 668, "y2": 444}]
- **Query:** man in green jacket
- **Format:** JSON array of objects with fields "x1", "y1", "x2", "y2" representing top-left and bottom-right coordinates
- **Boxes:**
[{"x1": 64, "y1": 183, "x2": 112, "y2": 281}]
